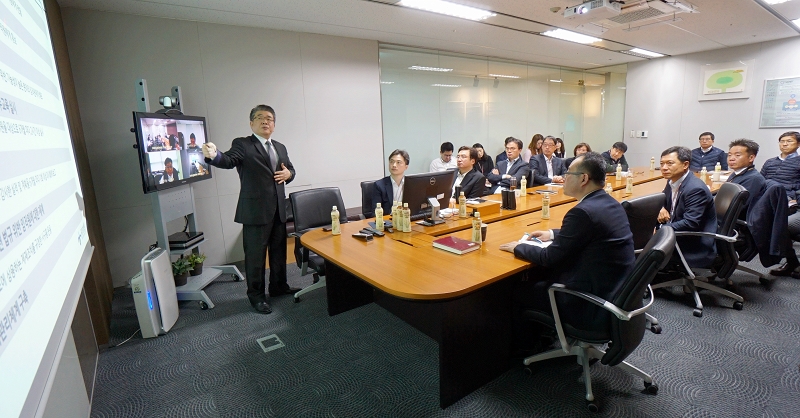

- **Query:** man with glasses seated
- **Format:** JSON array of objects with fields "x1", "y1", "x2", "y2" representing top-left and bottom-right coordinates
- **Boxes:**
[
  {"x1": 500, "y1": 153, "x2": 634, "y2": 351},
  {"x1": 690, "y1": 132, "x2": 728, "y2": 172},
  {"x1": 449, "y1": 146, "x2": 485, "y2": 200},
  {"x1": 529, "y1": 136, "x2": 566, "y2": 186},
  {"x1": 486, "y1": 137, "x2": 530, "y2": 194}
]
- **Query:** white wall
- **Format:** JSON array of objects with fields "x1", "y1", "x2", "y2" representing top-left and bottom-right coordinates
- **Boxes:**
[
  {"x1": 624, "y1": 36, "x2": 800, "y2": 168},
  {"x1": 61, "y1": 8, "x2": 384, "y2": 287}
]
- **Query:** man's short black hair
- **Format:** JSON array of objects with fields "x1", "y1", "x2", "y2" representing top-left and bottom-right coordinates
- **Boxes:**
[
  {"x1": 249, "y1": 104, "x2": 276, "y2": 121},
  {"x1": 729, "y1": 139, "x2": 759, "y2": 156},
  {"x1": 779, "y1": 131, "x2": 800, "y2": 142},
  {"x1": 164, "y1": 157, "x2": 173, "y2": 165},
  {"x1": 542, "y1": 136, "x2": 556, "y2": 145},
  {"x1": 389, "y1": 149, "x2": 410, "y2": 165},
  {"x1": 572, "y1": 152, "x2": 606, "y2": 187},
  {"x1": 699, "y1": 132, "x2": 715, "y2": 141},
  {"x1": 458, "y1": 145, "x2": 478, "y2": 162},
  {"x1": 612, "y1": 141, "x2": 628, "y2": 152},
  {"x1": 661, "y1": 146, "x2": 692, "y2": 164},
  {"x1": 504, "y1": 136, "x2": 523, "y2": 150},
  {"x1": 190, "y1": 133, "x2": 196, "y2": 140},
  {"x1": 440, "y1": 142, "x2": 454, "y2": 153}
]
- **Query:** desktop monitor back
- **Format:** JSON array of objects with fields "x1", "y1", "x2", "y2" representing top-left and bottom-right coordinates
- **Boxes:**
[{"x1": 403, "y1": 170, "x2": 457, "y2": 219}]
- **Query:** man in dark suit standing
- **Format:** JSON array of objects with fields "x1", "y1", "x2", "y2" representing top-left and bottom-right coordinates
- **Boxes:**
[
  {"x1": 500, "y1": 153, "x2": 634, "y2": 339},
  {"x1": 657, "y1": 146, "x2": 717, "y2": 269},
  {"x1": 450, "y1": 146, "x2": 485, "y2": 199},
  {"x1": 529, "y1": 136, "x2": 566, "y2": 185},
  {"x1": 486, "y1": 137, "x2": 529, "y2": 193},
  {"x1": 203, "y1": 105, "x2": 299, "y2": 314}
]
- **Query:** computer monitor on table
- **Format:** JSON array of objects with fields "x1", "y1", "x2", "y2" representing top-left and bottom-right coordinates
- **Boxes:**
[{"x1": 403, "y1": 170, "x2": 457, "y2": 226}]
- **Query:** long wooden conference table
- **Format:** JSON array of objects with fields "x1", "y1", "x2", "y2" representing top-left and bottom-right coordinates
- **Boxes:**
[{"x1": 300, "y1": 167, "x2": 721, "y2": 408}]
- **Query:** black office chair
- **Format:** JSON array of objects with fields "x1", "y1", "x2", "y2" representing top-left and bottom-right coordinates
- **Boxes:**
[
  {"x1": 360, "y1": 180, "x2": 376, "y2": 219},
  {"x1": 289, "y1": 187, "x2": 348, "y2": 303},
  {"x1": 651, "y1": 182, "x2": 748, "y2": 317},
  {"x1": 622, "y1": 193, "x2": 665, "y2": 334},
  {"x1": 522, "y1": 226, "x2": 675, "y2": 413}
]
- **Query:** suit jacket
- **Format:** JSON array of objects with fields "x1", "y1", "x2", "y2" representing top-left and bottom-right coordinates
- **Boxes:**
[
  {"x1": 207, "y1": 135, "x2": 295, "y2": 225},
  {"x1": 453, "y1": 168, "x2": 485, "y2": 199},
  {"x1": 514, "y1": 189, "x2": 635, "y2": 329},
  {"x1": 727, "y1": 166, "x2": 765, "y2": 218},
  {"x1": 663, "y1": 173, "x2": 717, "y2": 268},
  {"x1": 486, "y1": 158, "x2": 529, "y2": 190},
  {"x1": 690, "y1": 146, "x2": 728, "y2": 172},
  {"x1": 529, "y1": 153, "x2": 565, "y2": 185},
  {"x1": 372, "y1": 176, "x2": 395, "y2": 213}
]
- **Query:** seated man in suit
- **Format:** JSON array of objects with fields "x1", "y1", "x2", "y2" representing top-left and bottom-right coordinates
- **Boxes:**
[
  {"x1": 450, "y1": 146, "x2": 485, "y2": 201},
  {"x1": 690, "y1": 131, "x2": 728, "y2": 172},
  {"x1": 500, "y1": 152, "x2": 635, "y2": 346},
  {"x1": 726, "y1": 139, "x2": 765, "y2": 217},
  {"x1": 601, "y1": 141, "x2": 629, "y2": 173},
  {"x1": 373, "y1": 149, "x2": 409, "y2": 211},
  {"x1": 486, "y1": 137, "x2": 529, "y2": 193},
  {"x1": 429, "y1": 142, "x2": 456, "y2": 172},
  {"x1": 657, "y1": 146, "x2": 717, "y2": 269},
  {"x1": 529, "y1": 136, "x2": 566, "y2": 185},
  {"x1": 761, "y1": 131, "x2": 800, "y2": 202},
  {"x1": 159, "y1": 157, "x2": 179, "y2": 183},
  {"x1": 727, "y1": 139, "x2": 799, "y2": 278}
]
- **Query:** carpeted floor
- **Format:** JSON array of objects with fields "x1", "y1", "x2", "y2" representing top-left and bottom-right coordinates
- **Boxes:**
[{"x1": 91, "y1": 258, "x2": 800, "y2": 417}]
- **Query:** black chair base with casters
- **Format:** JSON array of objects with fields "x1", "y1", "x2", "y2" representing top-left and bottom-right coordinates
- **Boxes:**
[
  {"x1": 289, "y1": 187, "x2": 348, "y2": 303},
  {"x1": 522, "y1": 226, "x2": 675, "y2": 413},
  {"x1": 652, "y1": 182, "x2": 749, "y2": 317},
  {"x1": 622, "y1": 192, "x2": 666, "y2": 334}
]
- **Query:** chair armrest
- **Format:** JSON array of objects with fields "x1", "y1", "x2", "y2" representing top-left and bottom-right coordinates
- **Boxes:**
[
  {"x1": 546, "y1": 283, "x2": 655, "y2": 352},
  {"x1": 673, "y1": 230, "x2": 738, "y2": 243},
  {"x1": 736, "y1": 219, "x2": 749, "y2": 227}
]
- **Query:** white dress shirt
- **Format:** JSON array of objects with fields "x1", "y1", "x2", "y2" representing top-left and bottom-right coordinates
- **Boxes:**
[{"x1": 430, "y1": 157, "x2": 457, "y2": 172}]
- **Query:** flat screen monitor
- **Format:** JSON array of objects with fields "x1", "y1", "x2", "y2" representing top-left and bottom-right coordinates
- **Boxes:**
[
  {"x1": 132, "y1": 112, "x2": 212, "y2": 193},
  {"x1": 403, "y1": 170, "x2": 457, "y2": 221}
]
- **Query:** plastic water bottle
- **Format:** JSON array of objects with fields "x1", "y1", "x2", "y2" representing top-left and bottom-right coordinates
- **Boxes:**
[
  {"x1": 605, "y1": 183, "x2": 613, "y2": 194},
  {"x1": 520, "y1": 175, "x2": 527, "y2": 195},
  {"x1": 700, "y1": 167, "x2": 708, "y2": 182},
  {"x1": 471, "y1": 212, "x2": 482, "y2": 244},
  {"x1": 713, "y1": 162, "x2": 722, "y2": 182},
  {"x1": 331, "y1": 206, "x2": 341, "y2": 235},
  {"x1": 650, "y1": 157, "x2": 655, "y2": 171},
  {"x1": 615, "y1": 163, "x2": 622, "y2": 181},
  {"x1": 458, "y1": 192, "x2": 467, "y2": 218},
  {"x1": 402, "y1": 203, "x2": 411, "y2": 232},
  {"x1": 541, "y1": 193, "x2": 550, "y2": 220},
  {"x1": 375, "y1": 203, "x2": 384, "y2": 231},
  {"x1": 626, "y1": 171, "x2": 633, "y2": 194}
]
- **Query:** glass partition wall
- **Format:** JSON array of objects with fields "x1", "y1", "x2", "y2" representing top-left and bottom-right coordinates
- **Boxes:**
[{"x1": 379, "y1": 45, "x2": 627, "y2": 175}]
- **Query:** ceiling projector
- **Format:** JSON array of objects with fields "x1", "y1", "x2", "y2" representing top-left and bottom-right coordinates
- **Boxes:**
[{"x1": 564, "y1": 0, "x2": 621, "y2": 22}]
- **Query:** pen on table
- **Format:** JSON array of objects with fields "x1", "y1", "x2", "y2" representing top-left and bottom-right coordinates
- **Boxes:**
[{"x1": 519, "y1": 232, "x2": 529, "y2": 242}]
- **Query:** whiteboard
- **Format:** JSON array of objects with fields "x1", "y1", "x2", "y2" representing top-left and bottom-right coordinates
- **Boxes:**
[{"x1": 760, "y1": 76, "x2": 800, "y2": 128}]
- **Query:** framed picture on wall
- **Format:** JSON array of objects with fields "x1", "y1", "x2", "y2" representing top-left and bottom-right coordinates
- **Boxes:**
[
  {"x1": 697, "y1": 60, "x2": 754, "y2": 101},
  {"x1": 759, "y1": 76, "x2": 800, "y2": 128}
]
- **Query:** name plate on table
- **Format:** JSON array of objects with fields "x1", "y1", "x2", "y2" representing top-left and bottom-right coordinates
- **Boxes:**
[{"x1": 467, "y1": 200, "x2": 501, "y2": 216}]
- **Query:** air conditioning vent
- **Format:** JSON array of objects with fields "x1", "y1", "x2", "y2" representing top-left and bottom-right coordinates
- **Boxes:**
[{"x1": 608, "y1": 7, "x2": 666, "y2": 24}]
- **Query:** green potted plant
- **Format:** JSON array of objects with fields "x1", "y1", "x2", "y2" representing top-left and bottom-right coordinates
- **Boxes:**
[
  {"x1": 188, "y1": 253, "x2": 207, "y2": 276},
  {"x1": 172, "y1": 258, "x2": 191, "y2": 286}
]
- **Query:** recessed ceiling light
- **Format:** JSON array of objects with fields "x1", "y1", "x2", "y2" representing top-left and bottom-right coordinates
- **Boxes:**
[
  {"x1": 432, "y1": 84, "x2": 461, "y2": 87},
  {"x1": 630, "y1": 48, "x2": 664, "y2": 58},
  {"x1": 399, "y1": 0, "x2": 496, "y2": 21},
  {"x1": 409, "y1": 65, "x2": 453, "y2": 72},
  {"x1": 488, "y1": 74, "x2": 520, "y2": 79},
  {"x1": 793, "y1": 18, "x2": 800, "y2": 27},
  {"x1": 541, "y1": 29, "x2": 601, "y2": 44},
  {"x1": 549, "y1": 79, "x2": 563, "y2": 83},
  {"x1": 380, "y1": 81, "x2": 395, "y2": 84},
  {"x1": 765, "y1": 0, "x2": 791, "y2": 4}
]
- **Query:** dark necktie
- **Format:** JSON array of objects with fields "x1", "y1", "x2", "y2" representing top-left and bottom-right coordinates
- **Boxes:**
[{"x1": 265, "y1": 140, "x2": 277, "y2": 171}]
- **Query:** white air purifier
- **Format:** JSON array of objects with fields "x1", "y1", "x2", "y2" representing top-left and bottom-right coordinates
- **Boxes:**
[{"x1": 131, "y1": 248, "x2": 179, "y2": 338}]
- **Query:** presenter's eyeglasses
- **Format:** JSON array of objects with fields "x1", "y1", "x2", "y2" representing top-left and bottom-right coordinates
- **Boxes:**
[{"x1": 253, "y1": 116, "x2": 275, "y2": 123}]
